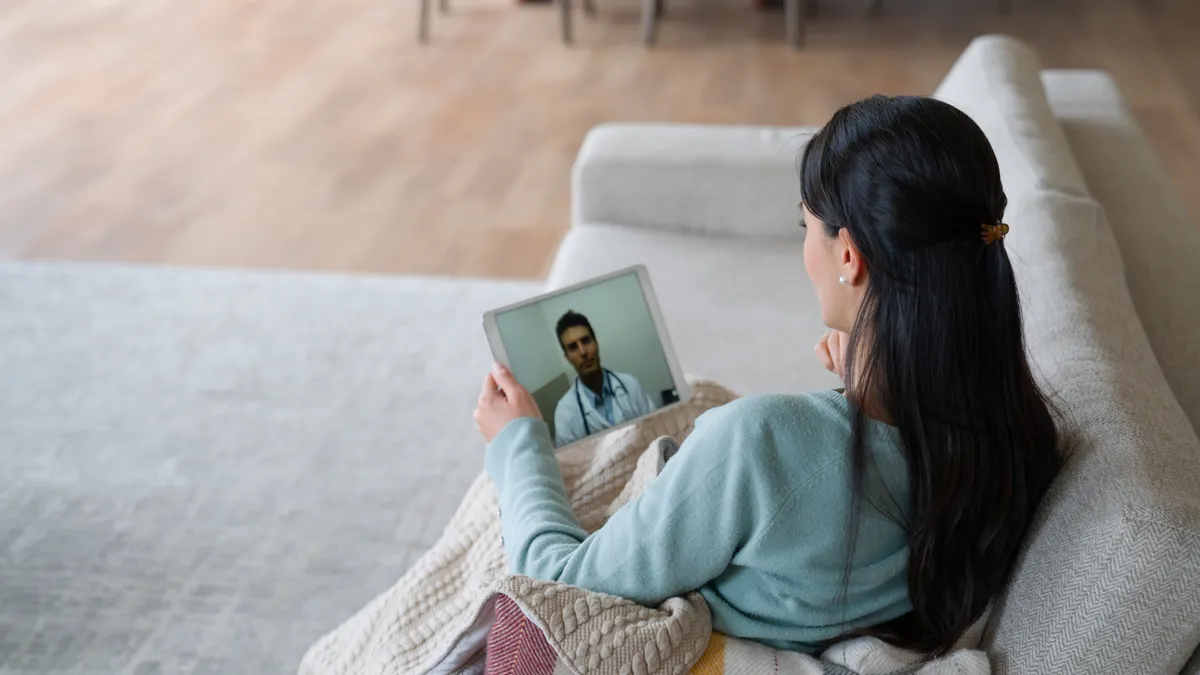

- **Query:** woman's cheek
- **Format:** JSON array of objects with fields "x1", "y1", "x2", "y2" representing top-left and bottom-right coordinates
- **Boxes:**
[
  {"x1": 803, "y1": 230, "x2": 822, "y2": 284},
  {"x1": 803, "y1": 232, "x2": 836, "y2": 328}
]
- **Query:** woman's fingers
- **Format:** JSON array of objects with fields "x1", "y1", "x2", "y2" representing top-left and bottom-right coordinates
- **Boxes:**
[
  {"x1": 480, "y1": 372, "x2": 500, "y2": 401},
  {"x1": 827, "y1": 332, "x2": 842, "y2": 372},
  {"x1": 491, "y1": 363, "x2": 524, "y2": 395},
  {"x1": 815, "y1": 333, "x2": 835, "y2": 372},
  {"x1": 475, "y1": 364, "x2": 545, "y2": 435},
  {"x1": 831, "y1": 331, "x2": 850, "y2": 379}
]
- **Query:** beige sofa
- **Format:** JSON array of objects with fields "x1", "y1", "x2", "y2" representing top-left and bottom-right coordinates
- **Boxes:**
[{"x1": 552, "y1": 35, "x2": 1200, "y2": 675}]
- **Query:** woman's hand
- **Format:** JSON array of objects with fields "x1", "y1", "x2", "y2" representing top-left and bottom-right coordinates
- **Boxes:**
[
  {"x1": 475, "y1": 364, "x2": 544, "y2": 443},
  {"x1": 816, "y1": 330, "x2": 850, "y2": 382}
]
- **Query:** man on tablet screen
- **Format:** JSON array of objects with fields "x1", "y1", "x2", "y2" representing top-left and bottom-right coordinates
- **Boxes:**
[{"x1": 553, "y1": 311, "x2": 657, "y2": 446}]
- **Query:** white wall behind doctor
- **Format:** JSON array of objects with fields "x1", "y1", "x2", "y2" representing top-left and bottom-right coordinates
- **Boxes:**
[
  {"x1": 494, "y1": 303, "x2": 564, "y2": 392},
  {"x1": 538, "y1": 272, "x2": 675, "y2": 407}
]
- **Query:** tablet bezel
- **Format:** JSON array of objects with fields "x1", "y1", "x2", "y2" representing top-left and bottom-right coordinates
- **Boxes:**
[{"x1": 481, "y1": 265, "x2": 691, "y2": 447}]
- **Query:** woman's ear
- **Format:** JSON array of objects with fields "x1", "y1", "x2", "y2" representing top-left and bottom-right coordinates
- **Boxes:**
[{"x1": 839, "y1": 229, "x2": 867, "y2": 284}]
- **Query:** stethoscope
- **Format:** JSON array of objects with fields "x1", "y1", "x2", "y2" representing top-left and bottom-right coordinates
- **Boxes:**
[{"x1": 574, "y1": 368, "x2": 630, "y2": 436}]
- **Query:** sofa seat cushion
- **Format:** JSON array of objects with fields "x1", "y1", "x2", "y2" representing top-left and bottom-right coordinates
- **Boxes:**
[
  {"x1": 548, "y1": 223, "x2": 840, "y2": 396},
  {"x1": 0, "y1": 261, "x2": 543, "y2": 672}
]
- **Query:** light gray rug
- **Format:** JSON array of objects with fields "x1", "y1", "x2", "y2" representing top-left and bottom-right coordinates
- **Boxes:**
[{"x1": 0, "y1": 261, "x2": 542, "y2": 675}]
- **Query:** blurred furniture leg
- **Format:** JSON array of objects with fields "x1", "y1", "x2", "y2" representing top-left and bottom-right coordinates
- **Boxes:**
[
  {"x1": 560, "y1": 0, "x2": 573, "y2": 43},
  {"x1": 440, "y1": 0, "x2": 449, "y2": 12},
  {"x1": 656, "y1": 0, "x2": 665, "y2": 18},
  {"x1": 642, "y1": 0, "x2": 658, "y2": 45},
  {"x1": 419, "y1": 0, "x2": 432, "y2": 42},
  {"x1": 785, "y1": 0, "x2": 803, "y2": 48},
  {"x1": 583, "y1": 0, "x2": 596, "y2": 17},
  {"x1": 865, "y1": 0, "x2": 1008, "y2": 15}
]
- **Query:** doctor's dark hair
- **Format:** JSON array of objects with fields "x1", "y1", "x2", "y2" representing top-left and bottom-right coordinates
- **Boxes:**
[
  {"x1": 799, "y1": 95, "x2": 1061, "y2": 655},
  {"x1": 555, "y1": 311, "x2": 595, "y2": 351}
]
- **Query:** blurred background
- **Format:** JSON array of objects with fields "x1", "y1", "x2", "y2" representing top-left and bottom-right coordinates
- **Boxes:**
[{"x1": 0, "y1": 0, "x2": 1196, "y2": 279}]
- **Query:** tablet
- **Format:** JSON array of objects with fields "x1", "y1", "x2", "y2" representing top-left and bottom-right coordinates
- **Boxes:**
[{"x1": 482, "y1": 265, "x2": 689, "y2": 448}]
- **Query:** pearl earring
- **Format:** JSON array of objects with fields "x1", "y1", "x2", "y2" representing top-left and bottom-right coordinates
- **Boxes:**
[{"x1": 838, "y1": 276, "x2": 850, "y2": 285}]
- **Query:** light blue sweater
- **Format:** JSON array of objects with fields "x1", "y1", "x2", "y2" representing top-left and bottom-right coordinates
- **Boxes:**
[{"x1": 485, "y1": 390, "x2": 913, "y2": 653}]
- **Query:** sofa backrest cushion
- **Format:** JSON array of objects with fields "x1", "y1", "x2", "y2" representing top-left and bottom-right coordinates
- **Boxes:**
[
  {"x1": 934, "y1": 35, "x2": 1200, "y2": 675},
  {"x1": 1042, "y1": 68, "x2": 1200, "y2": 436}
]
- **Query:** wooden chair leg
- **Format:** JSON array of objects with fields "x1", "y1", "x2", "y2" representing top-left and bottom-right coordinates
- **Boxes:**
[
  {"x1": 560, "y1": 0, "x2": 574, "y2": 44},
  {"x1": 642, "y1": 0, "x2": 658, "y2": 45},
  {"x1": 419, "y1": 0, "x2": 432, "y2": 42},
  {"x1": 583, "y1": 0, "x2": 597, "y2": 17},
  {"x1": 656, "y1": 0, "x2": 665, "y2": 18},
  {"x1": 785, "y1": 0, "x2": 803, "y2": 48}
]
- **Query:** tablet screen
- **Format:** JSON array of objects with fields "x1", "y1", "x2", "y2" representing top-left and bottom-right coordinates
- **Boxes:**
[{"x1": 489, "y1": 269, "x2": 683, "y2": 447}]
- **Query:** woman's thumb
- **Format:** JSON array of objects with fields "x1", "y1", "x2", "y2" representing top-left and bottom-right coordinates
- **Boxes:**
[{"x1": 491, "y1": 363, "x2": 518, "y2": 392}]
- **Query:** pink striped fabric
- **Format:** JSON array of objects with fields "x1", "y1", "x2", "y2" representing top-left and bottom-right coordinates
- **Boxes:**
[{"x1": 484, "y1": 596, "x2": 559, "y2": 675}]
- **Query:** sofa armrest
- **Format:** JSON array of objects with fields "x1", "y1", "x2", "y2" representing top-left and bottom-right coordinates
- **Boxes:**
[{"x1": 571, "y1": 123, "x2": 814, "y2": 238}]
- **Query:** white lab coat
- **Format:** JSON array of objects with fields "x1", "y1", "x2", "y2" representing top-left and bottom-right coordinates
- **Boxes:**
[{"x1": 552, "y1": 370, "x2": 656, "y2": 446}]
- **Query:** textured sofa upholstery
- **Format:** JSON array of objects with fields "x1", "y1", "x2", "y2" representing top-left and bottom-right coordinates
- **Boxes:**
[
  {"x1": 0, "y1": 266, "x2": 544, "y2": 674},
  {"x1": 935, "y1": 35, "x2": 1200, "y2": 675},
  {"x1": 1040, "y1": 69, "x2": 1200, "y2": 432}
]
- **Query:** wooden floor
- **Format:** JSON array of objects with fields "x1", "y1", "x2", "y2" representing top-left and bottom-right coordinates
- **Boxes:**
[{"x1": 1, "y1": 0, "x2": 1196, "y2": 278}]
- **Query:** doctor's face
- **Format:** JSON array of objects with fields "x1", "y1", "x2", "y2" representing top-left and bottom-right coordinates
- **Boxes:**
[{"x1": 560, "y1": 326, "x2": 601, "y2": 377}]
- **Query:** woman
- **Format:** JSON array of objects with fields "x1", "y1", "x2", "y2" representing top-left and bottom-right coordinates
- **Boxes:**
[{"x1": 474, "y1": 95, "x2": 1060, "y2": 656}]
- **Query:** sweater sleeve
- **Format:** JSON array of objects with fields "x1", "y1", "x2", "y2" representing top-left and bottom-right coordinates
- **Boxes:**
[{"x1": 485, "y1": 401, "x2": 772, "y2": 606}]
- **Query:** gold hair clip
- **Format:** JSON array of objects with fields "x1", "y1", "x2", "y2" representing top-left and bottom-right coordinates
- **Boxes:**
[{"x1": 982, "y1": 222, "x2": 1010, "y2": 245}]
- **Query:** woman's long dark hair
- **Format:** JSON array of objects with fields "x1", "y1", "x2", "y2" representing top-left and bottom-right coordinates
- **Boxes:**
[{"x1": 800, "y1": 96, "x2": 1061, "y2": 655}]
